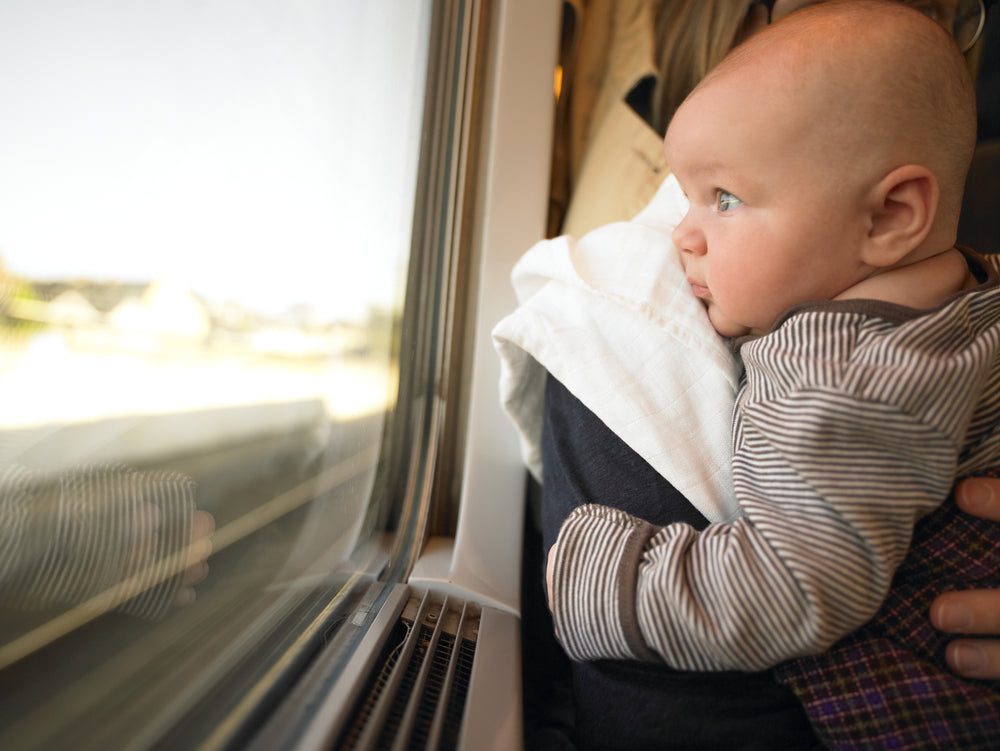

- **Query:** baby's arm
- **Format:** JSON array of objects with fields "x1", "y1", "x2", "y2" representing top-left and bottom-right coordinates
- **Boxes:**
[
  {"x1": 547, "y1": 401, "x2": 953, "y2": 671},
  {"x1": 0, "y1": 465, "x2": 203, "y2": 619},
  {"x1": 547, "y1": 475, "x2": 1000, "y2": 676}
]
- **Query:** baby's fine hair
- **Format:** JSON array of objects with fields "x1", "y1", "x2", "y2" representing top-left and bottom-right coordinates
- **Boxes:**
[{"x1": 706, "y1": 0, "x2": 977, "y2": 221}]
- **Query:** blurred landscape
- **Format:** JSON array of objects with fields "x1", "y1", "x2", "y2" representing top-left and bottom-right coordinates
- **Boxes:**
[{"x1": 0, "y1": 262, "x2": 399, "y2": 467}]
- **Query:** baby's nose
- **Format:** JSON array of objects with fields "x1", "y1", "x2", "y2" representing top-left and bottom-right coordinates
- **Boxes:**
[{"x1": 671, "y1": 214, "x2": 705, "y2": 255}]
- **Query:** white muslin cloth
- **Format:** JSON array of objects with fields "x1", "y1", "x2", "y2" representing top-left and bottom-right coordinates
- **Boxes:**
[{"x1": 492, "y1": 174, "x2": 741, "y2": 523}]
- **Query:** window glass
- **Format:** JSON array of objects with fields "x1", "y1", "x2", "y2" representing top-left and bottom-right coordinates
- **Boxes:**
[{"x1": 0, "y1": 1, "x2": 432, "y2": 748}]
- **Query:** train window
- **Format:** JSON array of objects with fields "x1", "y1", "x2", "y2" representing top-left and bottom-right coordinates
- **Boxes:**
[{"x1": 0, "y1": 1, "x2": 445, "y2": 748}]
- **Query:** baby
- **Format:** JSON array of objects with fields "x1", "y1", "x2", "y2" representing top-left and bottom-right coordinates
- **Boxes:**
[{"x1": 546, "y1": 1, "x2": 1000, "y2": 748}]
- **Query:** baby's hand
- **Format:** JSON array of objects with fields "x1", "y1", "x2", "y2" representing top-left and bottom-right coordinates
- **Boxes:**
[
  {"x1": 545, "y1": 543, "x2": 557, "y2": 612},
  {"x1": 545, "y1": 542, "x2": 561, "y2": 641}
]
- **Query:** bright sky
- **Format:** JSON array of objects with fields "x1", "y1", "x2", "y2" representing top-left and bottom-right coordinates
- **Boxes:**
[{"x1": 0, "y1": 0, "x2": 430, "y2": 322}]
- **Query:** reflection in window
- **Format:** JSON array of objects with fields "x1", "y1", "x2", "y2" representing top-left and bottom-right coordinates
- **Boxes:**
[{"x1": 0, "y1": 1, "x2": 431, "y2": 748}]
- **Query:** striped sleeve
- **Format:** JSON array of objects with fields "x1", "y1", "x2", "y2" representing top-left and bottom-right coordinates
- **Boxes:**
[
  {"x1": 551, "y1": 402, "x2": 954, "y2": 669},
  {"x1": 548, "y1": 295, "x2": 1000, "y2": 670},
  {"x1": 549, "y1": 506, "x2": 660, "y2": 662}
]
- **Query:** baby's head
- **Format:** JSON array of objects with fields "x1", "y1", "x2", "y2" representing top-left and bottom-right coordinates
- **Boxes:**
[{"x1": 664, "y1": 0, "x2": 976, "y2": 337}]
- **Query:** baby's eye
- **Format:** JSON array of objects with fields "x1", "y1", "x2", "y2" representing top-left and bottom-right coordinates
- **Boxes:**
[{"x1": 716, "y1": 190, "x2": 743, "y2": 213}]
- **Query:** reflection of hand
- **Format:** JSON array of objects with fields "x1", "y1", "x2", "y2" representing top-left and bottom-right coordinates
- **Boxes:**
[
  {"x1": 931, "y1": 478, "x2": 1000, "y2": 679},
  {"x1": 128, "y1": 502, "x2": 214, "y2": 608},
  {"x1": 176, "y1": 510, "x2": 214, "y2": 606}
]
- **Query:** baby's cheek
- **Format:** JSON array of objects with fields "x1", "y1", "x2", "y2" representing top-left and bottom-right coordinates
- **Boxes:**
[{"x1": 708, "y1": 305, "x2": 751, "y2": 338}]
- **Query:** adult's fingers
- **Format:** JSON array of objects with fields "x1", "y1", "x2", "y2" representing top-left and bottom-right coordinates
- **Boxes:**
[
  {"x1": 954, "y1": 477, "x2": 1000, "y2": 522},
  {"x1": 944, "y1": 639, "x2": 1000, "y2": 680},
  {"x1": 932, "y1": 589, "x2": 1000, "y2": 679},
  {"x1": 932, "y1": 590, "x2": 1000, "y2": 635}
]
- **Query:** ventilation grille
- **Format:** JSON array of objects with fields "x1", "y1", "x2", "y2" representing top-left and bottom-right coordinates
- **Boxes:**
[{"x1": 337, "y1": 592, "x2": 479, "y2": 751}]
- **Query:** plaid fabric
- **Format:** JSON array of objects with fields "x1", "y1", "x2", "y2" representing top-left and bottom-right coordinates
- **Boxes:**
[{"x1": 774, "y1": 495, "x2": 1000, "y2": 750}]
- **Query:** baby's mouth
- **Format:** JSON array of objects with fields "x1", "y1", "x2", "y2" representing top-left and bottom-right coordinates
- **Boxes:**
[{"x1": 688, "y1": 280, "x2": 709, "y2": 298}]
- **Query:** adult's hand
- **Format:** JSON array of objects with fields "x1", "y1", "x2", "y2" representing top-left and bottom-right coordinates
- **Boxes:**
[{"x1": 931, "y1": 477, "x2": 1000, "y2": 679}]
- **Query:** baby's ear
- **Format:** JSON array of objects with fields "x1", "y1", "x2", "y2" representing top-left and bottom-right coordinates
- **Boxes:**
[{"x1": 861, "y1": 165, "x2": 938, "y2": 268}]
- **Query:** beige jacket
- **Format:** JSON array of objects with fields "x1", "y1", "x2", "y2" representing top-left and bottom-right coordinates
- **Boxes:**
[{"x1": 555, "y1": 0, "x2": 668, "y2": 238}]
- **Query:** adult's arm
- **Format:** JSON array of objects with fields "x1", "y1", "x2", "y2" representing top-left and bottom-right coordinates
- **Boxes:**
[{"x1": 932, "y1": 476, "x2": 1000, "y2": 679}]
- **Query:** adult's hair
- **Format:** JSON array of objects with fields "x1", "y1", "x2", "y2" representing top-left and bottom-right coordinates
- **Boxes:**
[{"x1": 651, "y1": 0, "x2": 754, "y2": 135}]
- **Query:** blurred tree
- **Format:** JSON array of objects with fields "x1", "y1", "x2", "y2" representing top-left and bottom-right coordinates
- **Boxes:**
[{"x1": 0, "y1": 255, "x2": 43, "y2": 344}]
